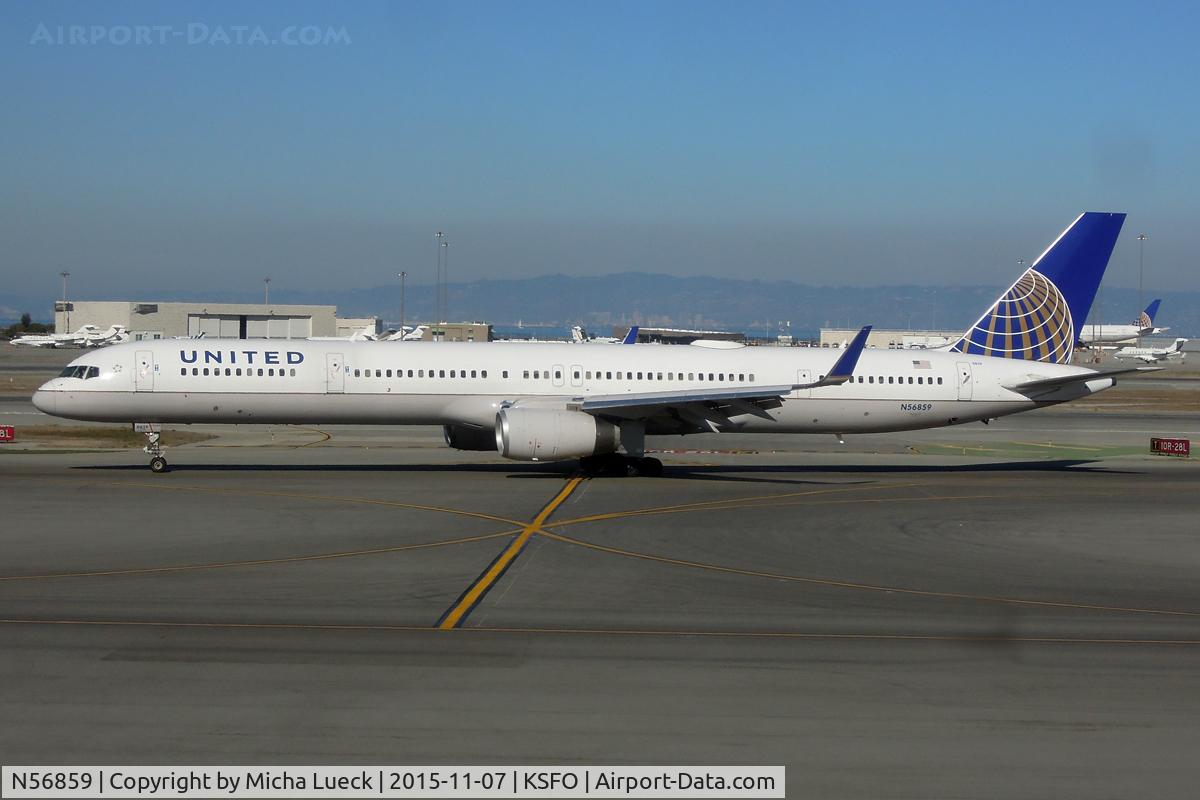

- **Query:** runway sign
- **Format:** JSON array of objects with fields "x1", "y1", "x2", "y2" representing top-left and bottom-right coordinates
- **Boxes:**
[
  {"x1": 0, "y1": 425, "x2": 13, "y2": 443},
  {"x1": 1150, "y1": 437, "x2": 1190, "y2": 457}
]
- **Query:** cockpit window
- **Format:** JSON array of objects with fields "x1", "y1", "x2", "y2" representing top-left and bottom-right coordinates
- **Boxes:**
[{"x1": 57, "y1": 365, "x2": 101, "y2": 379}]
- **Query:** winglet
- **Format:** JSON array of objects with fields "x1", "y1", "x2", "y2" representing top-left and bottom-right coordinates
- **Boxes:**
[
  {"x1": 798, "y1": 325, "x2": 871, "y2": 389},
  {"x1": 622, "y1": 325, "x2": 639, "y2": 344}
]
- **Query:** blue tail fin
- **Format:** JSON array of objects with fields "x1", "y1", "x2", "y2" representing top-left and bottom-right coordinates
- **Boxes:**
[
  {"x1": 621, "y1": 325, "x2": 639, "y2": 344},
  {"x1": 1136, "y1": 299, "x2": 1162, "y2": 328},
  {"x1": 949, "y1": 212, "x2": 1126, "y2": 363}
]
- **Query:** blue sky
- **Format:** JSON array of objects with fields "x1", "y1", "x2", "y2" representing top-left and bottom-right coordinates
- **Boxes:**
[{"x1": 2, "y1": 0, "x2": 1197, "y2": 303}]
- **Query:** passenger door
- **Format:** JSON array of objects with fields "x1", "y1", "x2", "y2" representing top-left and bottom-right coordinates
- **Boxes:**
[
  {"x1": 135, "y1": 350, "x2": 154, "y2": 392},
  {"x1": 326, "y1": 353, "x2": 345, "y2": 394},
  {"x1": 956, "y1": 361, "x2": 973, "y2": 400}
]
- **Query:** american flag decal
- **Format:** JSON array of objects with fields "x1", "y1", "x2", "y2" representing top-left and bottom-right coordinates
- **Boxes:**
[{"x1": 912, "y1": 360, "x2": 931, "y2": 369}]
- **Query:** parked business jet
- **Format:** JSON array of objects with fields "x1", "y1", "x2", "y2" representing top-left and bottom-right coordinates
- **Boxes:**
[
  {"x1": 1078, "y1": 299, "x2": 1167, "y2": 346},
  {"x1": 383, "y1": 325, "x2": 429, "y2": 341},
  {"x1": 34, "y1": 212, "x2": 1150, "y2": 475},
  {"x1": 1114, "y1": 337, "x2": 1188, "y2": 364},
  {"x1": 570, "y1": 325, "x2": 639, "y2": 344}
]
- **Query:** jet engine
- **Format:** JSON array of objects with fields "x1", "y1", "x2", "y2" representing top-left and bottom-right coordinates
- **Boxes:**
[
  {"x1": 495, "y1": 406, "x2": 620, "y2": 461},
  {"x1": 443, "y1": 424, "x2": 498, "y2": 452}
]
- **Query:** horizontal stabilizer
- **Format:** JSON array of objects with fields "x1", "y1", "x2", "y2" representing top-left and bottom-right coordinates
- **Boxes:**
[{"x1": 1004, "y1": 366, "x2": 1161, "y2": 393}]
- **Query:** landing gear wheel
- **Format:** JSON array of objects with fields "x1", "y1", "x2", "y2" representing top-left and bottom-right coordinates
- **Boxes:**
[
  {"x1": 149, "y1": 456, "x2": 169, "y2": 474},
  {"x1": 638, "y1": 457, "x2": 663, "y2": 477}
]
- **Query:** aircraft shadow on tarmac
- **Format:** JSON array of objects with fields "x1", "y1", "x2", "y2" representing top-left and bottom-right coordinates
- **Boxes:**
[{"x1": 72, "y1": 458, "x2": 1132, "y2": 485}]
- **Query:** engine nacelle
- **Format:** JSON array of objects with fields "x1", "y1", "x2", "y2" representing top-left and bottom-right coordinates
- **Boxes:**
[
  {"x1": 495, "y1": 406, "x2": 620, "y2": 461},
  {"x1": 443, "y1": 424, "x2": 498, "y2": 452}
]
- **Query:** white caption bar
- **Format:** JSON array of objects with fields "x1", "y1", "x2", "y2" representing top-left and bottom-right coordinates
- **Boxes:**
[{"x1": 2, "y1": 767, "x2": 784, "y2": 799}]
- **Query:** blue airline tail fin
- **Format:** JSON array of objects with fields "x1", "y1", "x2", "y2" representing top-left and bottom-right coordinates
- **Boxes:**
[
  {"x1": 949, "y1": 212, "x2": 1126, "y2": 364},
  {"x1": 621, "y1": 325, "x2": 639, "y2": 344},
  {"x1": 1136, "y1": 299, "x2": 1162, "y2": 329}
]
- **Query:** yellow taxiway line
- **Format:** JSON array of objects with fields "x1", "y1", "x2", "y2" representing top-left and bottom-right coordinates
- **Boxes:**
[{"x1": 437, "y1": 477, "x2": 583, "y2": 630}]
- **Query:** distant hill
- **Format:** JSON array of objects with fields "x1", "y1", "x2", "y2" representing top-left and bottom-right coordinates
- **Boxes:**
[{"x1": 4, "y1": 274, "x2": 1196, "y2": 337}]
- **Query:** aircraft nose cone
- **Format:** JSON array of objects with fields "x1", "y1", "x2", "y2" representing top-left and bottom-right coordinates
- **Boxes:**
[{"x1": 32, "y1": 389, "x2": 56, "y2": 415}]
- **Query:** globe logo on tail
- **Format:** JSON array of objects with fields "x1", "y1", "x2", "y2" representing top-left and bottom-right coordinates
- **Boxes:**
[{"x1": 950, "y1": 269, "x2": 1073, "y2": 363}]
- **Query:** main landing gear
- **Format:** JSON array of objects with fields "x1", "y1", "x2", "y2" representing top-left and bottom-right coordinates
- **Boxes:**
[
  {"x1": 143, "y1": 431, "x2": 169, "y2": 473},
  {"x1": 579, "y1": 453, "x2": 664, "y2": 478}
]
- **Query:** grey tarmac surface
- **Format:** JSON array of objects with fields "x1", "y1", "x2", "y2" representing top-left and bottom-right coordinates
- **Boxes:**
[{"x1": 1, "y1": 412, "x2": 1199, "y2": 799}]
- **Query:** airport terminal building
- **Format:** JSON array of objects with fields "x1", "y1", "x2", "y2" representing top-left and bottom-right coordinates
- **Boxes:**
[{"x1": 55, "y1": 301, "x2": 376, "y2": 340}]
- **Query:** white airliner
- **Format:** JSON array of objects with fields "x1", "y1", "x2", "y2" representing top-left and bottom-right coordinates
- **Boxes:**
[
  {"x1": 34, "y1": 212, "x2": 1152, "y2": 475},
  {"x1": 1113, "y1": 337, "x2": 1188, "y2": 364},
  {"x1": 10, "y1": 324, "x2": 125, "y2": 348},
  {"x1": 1078, "y1": 299, "x2": 1167, "y2": 345}
]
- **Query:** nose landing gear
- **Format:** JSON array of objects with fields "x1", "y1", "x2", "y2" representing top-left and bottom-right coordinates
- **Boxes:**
[{"x1": 143, "y1": 431, "x2": 169, "y2": 473}]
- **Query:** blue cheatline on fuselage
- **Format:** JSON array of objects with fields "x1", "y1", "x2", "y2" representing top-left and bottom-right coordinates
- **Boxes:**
[{"x1": 950, "y1": 211, "x2": 1125, "y2": 363}]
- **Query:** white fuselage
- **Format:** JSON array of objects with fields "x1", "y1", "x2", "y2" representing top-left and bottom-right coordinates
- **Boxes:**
[
  {"x1": 34, "y1": 339, "x2": 1112, "y2": 437},
  {"x1": 1077, "y1": 323, "x2": 1160, "y2": 345}
]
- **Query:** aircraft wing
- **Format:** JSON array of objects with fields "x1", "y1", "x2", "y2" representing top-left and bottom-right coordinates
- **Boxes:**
[
  {"x1": 1003, "y1": 366, "x2": 1161, "y2": 393},
  {"x1": 574, "y1": 326, "x2": 871, "y2": 423}
]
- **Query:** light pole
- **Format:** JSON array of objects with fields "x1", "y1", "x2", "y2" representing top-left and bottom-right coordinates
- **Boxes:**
[
  {"x1": 1137, "y1": 233, "x2": 1148, "y2": 345},
  {"x1": 434, "y1": 231, "x2": 445, "y2": 324},
  {"x1": 442, "y1": 239, "x2": 450, "y2": 323},
  {"x1": 398, "y1": 271, "x2": 407, "y2": 337},
  {"x1": 59, "y1": 271, "x2": 70, "y2": 331},
  {"x1": 263, "y1": 276, "x2": 271, "y2": 305}
]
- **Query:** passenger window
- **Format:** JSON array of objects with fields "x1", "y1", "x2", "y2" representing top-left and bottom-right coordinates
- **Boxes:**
[
  {"x1": 235, "y1": 368, "x2": 242, "y2": 376},
  {"x1": 501, "y1": 370, "x2": 508, "y2": 378},
  {"x1": 907, "y1": 376, "x2": 913, "y2": 384},
  {"x1": 573, "y1": 371, "x2": 580, "y2": 380},
  {"x1": 637, "y1": 372, "x2": 643, "y2": 380},
  {"x1": 439, "y1": 370, "x2": 446, "y2": 378},
  {"x1": 408, "y1": 370, "x2": 414, "y2": 377},
  {"x1": 749, "y1": 373, "x2": 755, "y2": 381},
  {"x1": 481, "y1": 370, "x2": 487, "y2": 378},
  {"x1": 606, "y1": 371, "x2": 613, "y2": 380},
  {"x1": 533, "y1": 370, "x2": 539, "y2": 379},
  {"x1": 524, "y1": 370, "x2": 530, "y2": 379},
  {"x1": 719, "y1": 374, "x2": 725, "y2": 382},
  {"x1": 418, "y1": 369, "x2": 425, "y2": 378},
  {"x1": 585, "y1": 371, "x2": 592, "y2": 379},
  {"x1": 555, "y1": 370, "x2": 562, "y2": 380},
  {"x1": 472, "y1": 370, "x2": 478, "y2": 378},
  {"x1": 386, "y1": 369, "x2": 392, "y2": 378},
  {"x1": 257, "y1": 368, "x2": 264, "y2": 376},
  {"x1": 888, "y1": 376, "x2": 894, "y2": 384},
  {"x1": 937, "y1": 377, "x2": 943, "y2": 385},
  {"x1": 708, "y1": 373, "x2": 715, "y2": 381},
  {"x1": 203, "y1": 368, "x2": 209, "y2": 376},
  {"x1": 354, "y1": 369, "x2": 360, "y2": 377},
  {"x1": 268, "y1": 368, "x2": 274, "y2": 376},
  {"x1": 868, "y1": 376, "x2": 874, "y2": 384},
  {"x1": 688, "y1": 373, "x2": 694, "y2": 380},
  {"x1": 450, "y1": 370, "x2": 456, "y2": 378},
  {"x1": 916, "y1": 377, "x2": 922, "y2": 384},
  {"x1": 180, "y1": 368, "x2": 186, "y2": 376},
  {"x1": 375, "y1": 370, "x2": 381, "y2": 378},
  {"x1": 668, "y1": 372, "x2": 673, "y2": 380},
  {"x1": 738, "y1": 373, "x2": 745, "y2": 382},
  {"x1": 657, "y1": 372, "x2": 663, "y2": 380},
  {"x1": 616, "y1": 372, "x2": 623, "y2": 380},
  {"x1": 192, "y1": 368, "x2": 198, "y2": 375}
]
